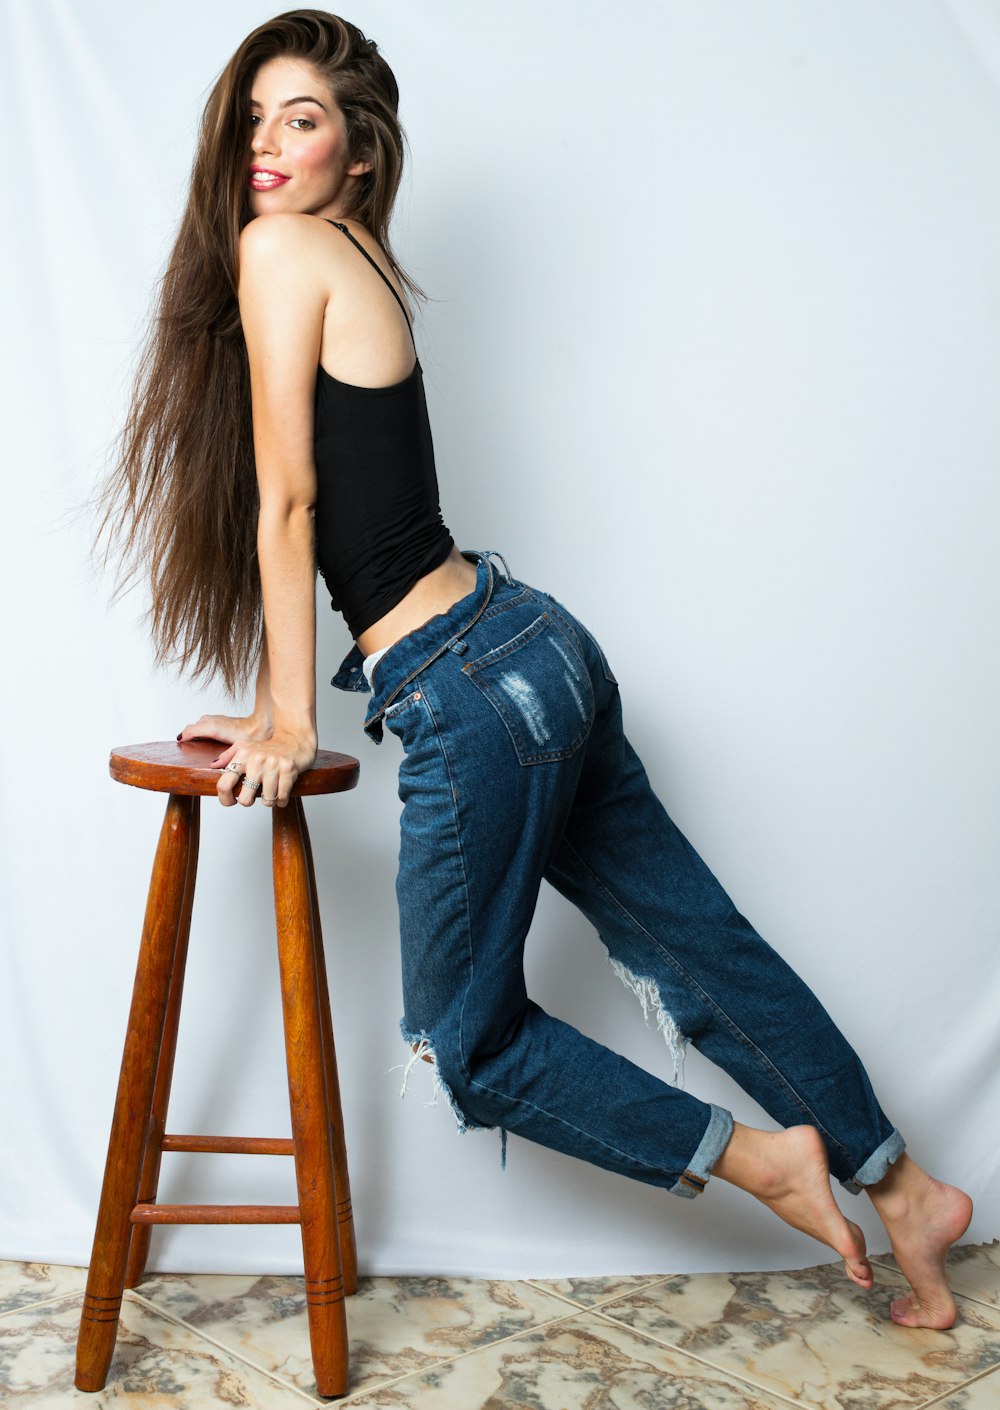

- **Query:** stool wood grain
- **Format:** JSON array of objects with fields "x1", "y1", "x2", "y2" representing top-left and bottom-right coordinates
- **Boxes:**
[{"x1": 75, "y1": 741, "x2": 360, "y2": 1399}]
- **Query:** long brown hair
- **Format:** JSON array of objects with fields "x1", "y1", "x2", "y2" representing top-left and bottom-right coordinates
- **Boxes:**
[{"x1": 93, "y1": 10, "x2": 417, "y2": 695}]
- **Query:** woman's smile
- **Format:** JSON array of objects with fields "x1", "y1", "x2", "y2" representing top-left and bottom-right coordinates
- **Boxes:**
[{"x1": 249, "y1": 165, "x2": 290, "y2": 190}]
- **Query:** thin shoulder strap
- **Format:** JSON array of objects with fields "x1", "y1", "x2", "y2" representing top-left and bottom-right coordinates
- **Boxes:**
[{"x1": 325, "y1": 219, "x2": 415, "y2": 349}]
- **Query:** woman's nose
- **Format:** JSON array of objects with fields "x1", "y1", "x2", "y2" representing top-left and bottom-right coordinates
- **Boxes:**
[{"x1": 252, "y1": 122, "x2": 277, "y2": 155}]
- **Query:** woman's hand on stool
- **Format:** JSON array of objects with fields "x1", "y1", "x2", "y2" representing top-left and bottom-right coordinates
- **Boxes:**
[
  {"x1": 177, "y1": 712, "x2": 274, "y2": 748},
  {"x1": 210, "y1": 727, "x2": 317, "y2": 809}
]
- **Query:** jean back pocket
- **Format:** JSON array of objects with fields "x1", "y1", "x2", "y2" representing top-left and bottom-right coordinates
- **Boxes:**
[{"x1": 462, "y1": 613, "x2": 595, "y2": 765}]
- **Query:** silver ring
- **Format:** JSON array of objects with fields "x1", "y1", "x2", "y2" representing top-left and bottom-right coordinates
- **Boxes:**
[
  {"x1": 223, "y1": 762, "x2": 244, "y2": 776},
  {"x1": 243, "y1": 778, "x2": 263, "y2": 792},
  {"x1": 262, "y1": 795, "x2": 278, "y2": 806}
]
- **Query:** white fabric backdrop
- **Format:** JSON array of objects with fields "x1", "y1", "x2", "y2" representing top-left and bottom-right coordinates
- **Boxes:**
[{"x1": 2, "y1": 0, "x2": 998, "y2": 1278}]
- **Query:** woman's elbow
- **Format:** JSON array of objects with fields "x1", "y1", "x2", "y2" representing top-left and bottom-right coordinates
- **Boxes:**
[{"x1": 257, "y1": 499, "x2": 316, "y2": 534}]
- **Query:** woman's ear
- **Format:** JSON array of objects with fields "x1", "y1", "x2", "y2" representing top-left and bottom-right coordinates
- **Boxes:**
[{"x1": 346, "y1": 156, "x2": 374, "y2": 176}]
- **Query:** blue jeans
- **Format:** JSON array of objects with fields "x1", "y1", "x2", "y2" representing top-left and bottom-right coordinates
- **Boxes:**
[{"x1": 332, "y1": 552, "x2": 905, "y2": 1198}]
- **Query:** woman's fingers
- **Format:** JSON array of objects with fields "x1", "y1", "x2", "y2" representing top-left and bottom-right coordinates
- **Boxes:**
[
  {"x1": 243, "y1": 761, "x2": 294, "y2": 807},
  {"x1": 216, "y1": 755, "x2": 246, "y2": 807},
  {"x1": 258, "y1": 766, "x2": 282, "y2": 808},
  {"x1": 212, "y1": 730, "x2": 314, "y2": 811},
  {"x1": 237, "y1": 777, "x2": 262, "y2": 807},
  {"x1": 218, "y1": 748, "x2": 301, "y2": 809},
  {"x1": 179, "y1": 714, "x2": 241, "y2": 745},
  {"x1": 271, "y1": 760, "x2": 299, "y2": 808}
]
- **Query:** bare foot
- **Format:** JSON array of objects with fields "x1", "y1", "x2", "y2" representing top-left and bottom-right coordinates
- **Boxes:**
[
  {"x1": 865, "y1": 1153, "x2": 973, "y2": 1329},
  {"x1": 713, "y1": 1123, "x2": 874, "y2": 1288}
]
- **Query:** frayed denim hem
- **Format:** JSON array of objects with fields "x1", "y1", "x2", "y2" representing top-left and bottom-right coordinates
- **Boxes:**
[
  {"x1": 395, "y1": 1022, "x2": 510, "y2": 1169},
  {"x1": 839, "y1": 1125, "x2": 906, "y2": 1195},
  {"x1": 668, "y1": 1103, "x2": 734, "y2": 1199}
]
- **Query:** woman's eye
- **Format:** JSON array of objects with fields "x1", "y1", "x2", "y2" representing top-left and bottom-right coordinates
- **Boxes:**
[
  {"x1": 289, "y1": 118, "x2": 315, "y2": 130},
  {"x1": 249, "y1": 114, "x2": 261, "y2": 126}
]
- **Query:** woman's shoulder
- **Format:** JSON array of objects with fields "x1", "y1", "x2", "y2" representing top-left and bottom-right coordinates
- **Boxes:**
[
  {"x1": 238, "y1": 213, "x2": 378, "y2": 293},
  {"x1": 239, "y1": 210, "x2": 333, "y2": 259}
]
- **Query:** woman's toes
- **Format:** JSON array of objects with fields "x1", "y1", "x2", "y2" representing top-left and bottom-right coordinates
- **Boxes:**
[
  {"x1": 845, "y1": 1256, "x2": 874, "y2": 1288},
  {"x1": 837, "y1": 1219, "x2": 873, "y2": 1287},
  {"x1": 890, "y1": 1293, "x2": 919, "y2": 1325}
]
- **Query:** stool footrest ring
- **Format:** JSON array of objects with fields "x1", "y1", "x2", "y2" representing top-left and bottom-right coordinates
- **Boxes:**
[
  {"x1": 161, "y1": 1134, "x2": 294, "y2": 1156},
  {"x1": 130, "y1": 1203, "x2": 301, "y2": 1225}
]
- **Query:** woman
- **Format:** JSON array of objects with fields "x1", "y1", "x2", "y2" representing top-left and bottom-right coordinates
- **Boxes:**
[{"x1": 98, "y1": 9, "x2": 972, "y2": 1329}]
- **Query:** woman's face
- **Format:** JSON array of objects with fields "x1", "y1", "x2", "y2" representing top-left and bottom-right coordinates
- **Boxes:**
[{"x1": 247, "y1": 56, "x2": 371, "y2": 217}]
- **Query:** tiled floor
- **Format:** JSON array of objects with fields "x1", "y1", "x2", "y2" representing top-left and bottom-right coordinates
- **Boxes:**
[{"x1": 2, "y1": 1242, "x2": 998, "y2": 1407}]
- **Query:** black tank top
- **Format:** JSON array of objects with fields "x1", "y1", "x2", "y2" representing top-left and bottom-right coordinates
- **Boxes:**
[{"x1": 311, "y1": 220, "x2": 454, "y2": 640}]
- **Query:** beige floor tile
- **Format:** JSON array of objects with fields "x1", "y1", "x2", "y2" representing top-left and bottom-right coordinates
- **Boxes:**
[
  {"x1": 133, "y1": 1271, "x2": 569, "y2": 1399},
  {"x1": 0, "y1": 1262, "x2": 87, "y2": 1316},
  {"x1": 0, "y1": 1290, "x2": 319, "y2": 1407},
  {"x1": 926, "y1": 1366, "x2": 1000, "y2": 1408},
  {"x1": 338, "y1": 1310, "x2": 797, "y2": 1408},
  {"x1": 595, "y1": 1260, "x2": 1000, "y2": 1410},
  {"x1": 872, "y1": 1240, "x2": 1000, "y2": 1313},
  {"x1": 527, "y1": 1274, "x2": 672, "y2": 1308}
]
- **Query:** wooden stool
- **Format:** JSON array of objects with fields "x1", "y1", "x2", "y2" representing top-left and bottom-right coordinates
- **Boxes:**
[{"x1": 75, "y1": 740, "x2": 360, "y2": 1399}]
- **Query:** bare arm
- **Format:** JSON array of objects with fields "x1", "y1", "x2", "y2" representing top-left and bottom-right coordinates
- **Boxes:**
[
  {"x1": 251, "y1": 637, "x2": 274, "y2": 728},
  {"x1": 209, "y1": 213, "x2": 330, "y2": 808},
  {"x1": 177, "y1": 637, "x2": 274, "y2": 746}
]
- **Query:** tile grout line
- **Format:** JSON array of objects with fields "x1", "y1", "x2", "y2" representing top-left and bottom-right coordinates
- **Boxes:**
[
  {"x1": 590, "y1": 1293, "x2": 1000, "y2": 1410},
  {"x1": 523, "y1": 1263, "x2": 998, "y2": 1325},
  {"x1": 332, "y1": 1309, "x2": 588, "y2": 1406},
  {"x1": 585, "y1": 1305, "x2": 870, "y2": 1410},
  {"x1": 868, "y1": 1263, "x2": 1000, "y2": 1317},
  {"x1": 333, "y1": 1275, "x2": 896, "y2": 1410},
  {"x1": 124, "y1": 1289, "x2": 323, "y2": 1406},
  {"x1": 126, "y1": 1288, "x2": 586, "y2": 1408},
  {"x1": 0, "y1": 1287, "x2": 88, "y2": 1321},
  {"x1": 521, "y1": 1274, "x2": 674, "y2": 1312},
  {"x1": 947, "y1": 1290, "x2": 1000, "y2": 1313},
  {"x1": 906, "y1": 1363, "x2": 1000, "y2": 1410}
]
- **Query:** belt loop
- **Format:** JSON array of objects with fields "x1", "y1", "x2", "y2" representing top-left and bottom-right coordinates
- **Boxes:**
[{"x1": 484, "y1": 550, "x2": 512, "y2": 582}]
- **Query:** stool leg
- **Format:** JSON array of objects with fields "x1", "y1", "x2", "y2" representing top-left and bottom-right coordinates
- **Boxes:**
[
  {"x1": 295, "y1": 797, "x2": 358, "y2": 1296},
  {"x1": 76, "y1": 792, "x2": 197, "y2": 1392},
  {"x1": 273, "y1": 803, "x2": 349, "y2": 1399},
  {"x1": 125, "y1": 798, "x2": 201, "y2": 1288}
]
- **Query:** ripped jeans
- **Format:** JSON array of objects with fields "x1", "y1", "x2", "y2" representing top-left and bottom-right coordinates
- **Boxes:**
[{"x1": 331, "y1": 552, "x2": 905, "y2": 1198}]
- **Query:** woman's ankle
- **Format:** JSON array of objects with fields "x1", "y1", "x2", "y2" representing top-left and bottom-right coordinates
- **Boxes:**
[
  {"x1": 864, "y1": 1152, "x2": 926, "y2": 1215},
  {"x1": 712, "y1": 1122, "x2": 782, "y2": 1194}
]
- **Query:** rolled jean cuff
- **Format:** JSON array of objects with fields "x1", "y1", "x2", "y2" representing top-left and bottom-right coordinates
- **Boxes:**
[
  {"x1": 670, "y1": 1103, "x2": 734, "y2": 1199},
  {"x1": 839, "y1": 1125, "x2": 907, "y2": 1195}
]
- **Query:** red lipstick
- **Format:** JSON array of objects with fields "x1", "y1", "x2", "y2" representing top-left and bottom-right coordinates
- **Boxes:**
[{"x1": 250, "y1": 166, "x2": 290, "y2": 190}]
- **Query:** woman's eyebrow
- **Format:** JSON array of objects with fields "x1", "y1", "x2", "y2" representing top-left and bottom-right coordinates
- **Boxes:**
[{"x1": 249, "y1": 95, "x2": 329, "y2": 111}]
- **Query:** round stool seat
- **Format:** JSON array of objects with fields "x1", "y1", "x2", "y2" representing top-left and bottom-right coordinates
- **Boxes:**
[{"x1": 110, "y1": 741, "x2": 360, "y2": 797}]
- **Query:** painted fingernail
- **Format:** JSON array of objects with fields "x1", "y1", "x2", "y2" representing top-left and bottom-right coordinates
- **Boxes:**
[{"x1": 176, "y1": 732, "x2": 183, "y2": 740}]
